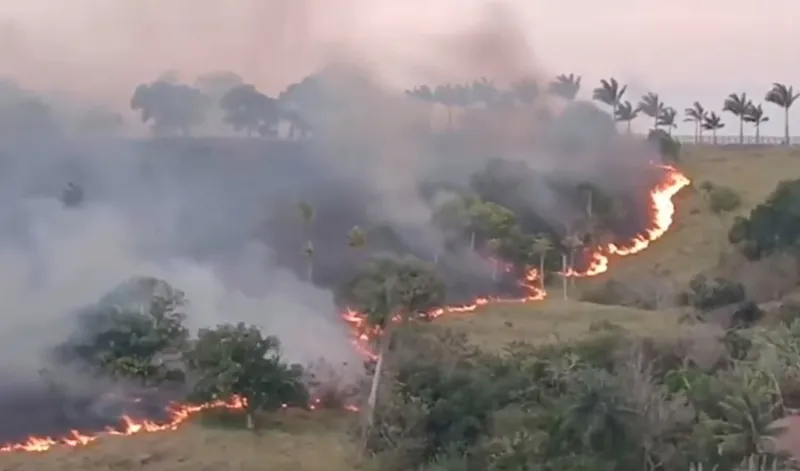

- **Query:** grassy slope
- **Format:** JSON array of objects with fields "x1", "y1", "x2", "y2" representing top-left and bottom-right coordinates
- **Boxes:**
[{"x1": 4, "y1": 146, "x2": 799, "y2": 470}]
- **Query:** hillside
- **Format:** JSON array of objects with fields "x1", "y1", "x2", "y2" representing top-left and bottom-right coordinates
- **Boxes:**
[{"x1": 3, "y1": 145, "x2": 799, "y2": 471}]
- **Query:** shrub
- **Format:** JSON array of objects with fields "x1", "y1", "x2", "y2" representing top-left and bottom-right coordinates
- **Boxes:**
[
  {"x1": 703, "y1": 183, "x2": 742, "y2": 215},
  {"x1": 686, "y1": 274, "x2": 747, "y2": 311}
]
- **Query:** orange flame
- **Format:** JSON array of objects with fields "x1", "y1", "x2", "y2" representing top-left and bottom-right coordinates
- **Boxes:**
[
  {"x1": 343, "y1": 165, "x2": 691, "y2": 351},
  {"x1": 0, "y1": 395, "x2": 359, "y2": 453}
]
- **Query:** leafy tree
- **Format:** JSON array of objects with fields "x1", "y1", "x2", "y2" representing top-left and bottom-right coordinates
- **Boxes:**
[
  {"x1": 743, "y1": 103, "x2": 770, "y2": 145},
  {"x1": 193, "y1": 71, "x2": 244, "y2": 100},
  {"x1": 220, "y1": 84, "x2": 279, "y2": 137},
  {"x1": 684, "y1": 102, "x2": 707, "y2": 144},
  {"x1": 614, "y1": 100, "x2": 639, "y2": 132},
  {"x1": 638, "y1": 92, "x2": 664, "y2": 130},
  {"x1": 728, "y1": 179, "x2": 800, "y2": 260},
  {"x1": 657, "y1": 106, "x2": 678, "y2": 135},
  {"x1": 648, "y1": 128, "x2": 681, "y2": 163},
  {"x1": 431, "y1": 195, "x2": 474, "y2": 250},
  {"x1": 548, "y1": 73, "x2": 582, "y2": 100},
  {"x1": 561, "y1": 232, "x2": 583, "y2": 300},
  {"x1": 467, "y1": 201, "x2": 517, "y2": 249},
  {"x1": 700, "y1": 182, "x2": 742, "y2": 216},
  {"x1": 75, "y1": 106, "x2": 124, "y2": 136},
  {"x1": 592, "y1": 78, "x2": 627, "y2": 117},
  {"x1": 765, "y1": 83, "x2": 799, "y2": 145},
  {"x1": 0, "y1": 96, "x2": 59, "y2": 139},
  {"x1": 723, "y1": 93, "x2": 752, "y2": 145},
  {"x1": 55, "y1": 278, "x2": 190, "y2": 384},
  {"x1": 130, "y1": 80, "x2": 208, "y2": 136},
  {"x1": 185, "y1": 323, "x2": 309, "y2": 429},
  {"x1": 686, "y1": 274, "x2": 746, "y2": 310},
  {"x1": 703, "y1": 112, "x2": 725, "y2": 145}
]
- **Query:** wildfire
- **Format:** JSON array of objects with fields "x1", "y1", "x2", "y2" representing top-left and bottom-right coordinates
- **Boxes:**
[
  {"x1": 0, "y1": 395, "x2": 358, "y2": 454},
  {"x1": 0, "y1": 166, "x2": 688, "y2": 456},
  {"x1": 343, "y1": 165, "x2": 691, "y2": 349}
]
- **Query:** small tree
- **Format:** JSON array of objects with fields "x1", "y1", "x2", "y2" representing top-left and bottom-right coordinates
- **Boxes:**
[
  {"x1": 765, "y1": 83, "x2": 799, "y2": 145},
  {"x1": 638, "y1": 92, "x2": 664, "y2": 130},
  {"x1": 743, "y1": 103, "x2": 769, "y2": 145},
  {"x1": 723, "y1": 93, "x2": 751, "y2": 145},
  {"x1": 684, "y1": 102, "x2": 706, "y2": 144},
  {"x1": 55, "y1": 279, "x2": 190, "y2": 385},
  {"x1": 339, "y1": 256, "x2": 445, "y2": 428},
  {"x1": 615, "y1": 101, "x2": 639, "y2": 133},
  {"x1": 185, "y1": 323, "x2": 309, "y2": 430},
  {"x1": 656, "y1": 106, "x2": 678, "y2": 136}
]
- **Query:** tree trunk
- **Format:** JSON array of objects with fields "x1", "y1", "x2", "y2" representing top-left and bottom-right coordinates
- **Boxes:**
[
  {"x1": 713, "y1": 130, "x2": 718, "y2": 145},
  {"x1": 626, "y1": 120, "x2": 631, "y2": 133},
  {"x1": 586, "y1": 192, "x2": 593, "y2": 218},
  {"x1": 470, "y1": 231, "x2": 476, "y2": 251},
  {"x1": 738, "y1": 116, "x2": 744, "y2": 145},
  {"x1": 306, "y1": 258, "x2": 314, "y2": 282},
  {"x1": 786, "y1": 107, "x2": 791, "y2": 146},
  {"x1": 756, "y1": 125, "x2": 760, "y2": 145},
  {"x1": 491, "y1": 258, "x2": 498, "y2": 282},
  {"x1": 246, "y1": 411, "x2": 255, "y2": 430},
  {"x1": 539, "y1": 255, "x2": 546, "y2": 291},
  {"x1": 366, "y1": 328, "x2": 392, "y2": 429},
  {"x1": 569, "y1": 250, "x2": 576, "y2": 289},
  {"x1": 698, "y1": 126, "x2": 703, "y2": 144},
  {"x1": 561, "y1": 253, "x2": 568, "y2": 301}
]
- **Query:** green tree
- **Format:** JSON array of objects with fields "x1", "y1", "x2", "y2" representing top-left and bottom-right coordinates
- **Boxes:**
[
  {"x1": 743, "y1": 103, "x2": 770, "y2": 145},
  {"x1": 638, "y1": 92, "x2": 664, "y2": 130},
  {"x1": 431, "y1": 195, "x2": 474, "y2": 250},
  {"x1": 723, "y1": 93, "x2": 752, "y2": 145},
  {"x1": 657, "y1": 106, "x2": 678, "y2": 136},
  {"x1": 298, "y1": 201, "x2": 315, "y2": 281},
  {"x1": 185, "y1": 323, "x2": 309, "y2": 429},
  {"x1": 702, "y1": 112, "x2": 725, "y2": 145},
  {"x1": 467, "y1": 201, "x2": 518, "y2": 249},
  {"x1": 728, "y1": 179, "x2": 800, "y2": 260},
  {"x1": 765, "y1": 83, "x2": 798, "y2": 146},
  {"x1": 471, "y1": 77, "x2": 500, "y2": 107},
  {"x1": 548, "y1": 73, "x2": 582, "y2": 100},
  {"x1": 220, "y1": 84, "x2": 279, "y2": 137},
  {"x1": 592, "y1": 78, "x2": 627, "y2": 118},
  {"x1": 684, "y1": 102, "x2": 707, "y2": 144},
  {"x1": 56, "y1": 279, "x2": 190, "y2": 385},
  {"x1": 615, "y1": 100, "x2": 639, "y2": 133},
  {"x1": 561, "y1": 231, "x2": 583, "y2": 299}
]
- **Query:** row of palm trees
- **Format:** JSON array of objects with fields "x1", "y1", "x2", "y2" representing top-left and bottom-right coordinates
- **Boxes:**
[{"x1": 407, "y1": 76, "x2": 798, "y2": 145}]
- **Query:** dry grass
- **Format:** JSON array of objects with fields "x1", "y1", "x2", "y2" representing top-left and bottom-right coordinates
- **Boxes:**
[
  {"x1": 0, "y1": 410, "x2": 363, "y2": 471},
  {"x1": 432, "y1": 298, "x2": 684, "y2": 352},
  {"x1": 7, "y1": 146, "x2": 797, "y2": 470}
]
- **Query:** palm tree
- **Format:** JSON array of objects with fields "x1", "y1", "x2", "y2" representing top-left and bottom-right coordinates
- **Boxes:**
[
  {"x1": 511, "y1": 78, "x2": 539, "y2": 106},
  {"x1": 702, "y1": 112, "x2": 725, "y2": 145},
  {"x1": 684, "y1": 102, "x2": 706, "y2": 144},
  {"x1": 298, "y1": 201, "x2": 315, "y2": 281},
  {"x1": 548, "y1": 73, "x2": 582, "y2": 100},
  {"x1": 433, "y1": 84, "x2": 457, "y2": 130},
  {"x1": 637, "y1": 92, "x2": 664, "y2": 130},
  {"x1": 656, "y1": 107, "x2": 678, "y2": 136},
  {"x1": 532, "y1": 234, "x2": 553, "y2": 292},
  {"x1": 614, "y1": 101, "x2": 639, "y2": 133},
  {"x1": 592, "y1": 78, "x2": 627, "y2": 118},
  {"x1": 743, "y1": 103, "x2": 769, "y2": 144},
  {"x1": 765, "y1": 82, "x2": 799, "y2": 145},
  {"x1": 723, "y1": 93, "x2": 752, "y2": 145}
]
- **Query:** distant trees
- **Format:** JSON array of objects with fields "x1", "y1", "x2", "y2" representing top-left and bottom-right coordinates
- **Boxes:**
[
  {"x1": 130, "y1": 80, "x2": 208, "y2": 136},
  {"x1": 124, "y1": 72, "x2": 795, "y2": 144},
  {"x1": 219, "y1": 84, "x2": 279, "y2": 137}
]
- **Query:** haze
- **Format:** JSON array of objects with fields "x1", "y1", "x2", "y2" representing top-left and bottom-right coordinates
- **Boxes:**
[{"x1": 1, "y1": 0, "x2": 796, "y2": 134}]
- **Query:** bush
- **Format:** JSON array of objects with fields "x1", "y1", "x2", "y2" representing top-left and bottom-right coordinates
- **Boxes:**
[
  {"x1": 648, "y1": 128, "x2": 681, "y2": 163},
  {"x1": 686, "y1": 274, "x2": 747, "y2": 311},
  {"x1": 702, "y1": 182, "x2": 742, "y2": 215}
]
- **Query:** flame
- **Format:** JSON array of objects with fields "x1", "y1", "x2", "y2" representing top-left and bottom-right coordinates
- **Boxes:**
[
  {"x1": 0, "y1": 395, "x2": 359, "y2": 453},
  {"x1": 343, "y1": 165, "x2": 691, "y2": 351}
]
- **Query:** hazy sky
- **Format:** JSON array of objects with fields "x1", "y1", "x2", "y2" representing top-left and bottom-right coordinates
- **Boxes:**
[{"x1": 0, "y1": 0, "x2": 796, "y2": 135}]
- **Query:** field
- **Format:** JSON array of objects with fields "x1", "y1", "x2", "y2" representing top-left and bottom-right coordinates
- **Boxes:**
[{"x1": 3, "y1": 146, "x2": 800, "y2": 470}]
